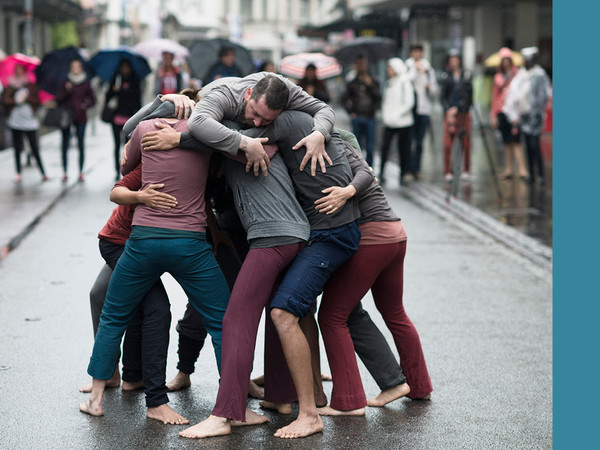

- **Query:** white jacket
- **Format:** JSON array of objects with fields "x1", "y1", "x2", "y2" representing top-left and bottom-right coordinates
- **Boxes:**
[
  {"x1": 382, "y1": 58, "x2": 415, "y2": 128},
  {"x1": 406, "y1": 57, "x2": 439, "y2": 116}
]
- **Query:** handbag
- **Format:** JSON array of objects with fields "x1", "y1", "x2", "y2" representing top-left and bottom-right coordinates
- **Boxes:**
[
  {"x1": 43, "y1": 106, "x2": 72, "y2": 129},
  {"x1": 101, "y1": 96, "x2": 118, "y2": 123}
]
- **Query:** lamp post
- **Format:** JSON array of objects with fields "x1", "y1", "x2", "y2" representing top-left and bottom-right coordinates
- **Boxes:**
[{"x1": 23, "y1": 0, "x2": 34, "y2": 55}]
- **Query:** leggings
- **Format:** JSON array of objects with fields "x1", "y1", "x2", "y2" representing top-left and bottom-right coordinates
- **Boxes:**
[
  {"x1": 111, "y1": 124, "x2": 125, "y2": 177},
  {"x1": 379, "y1": 126, "x2": 412, "y2": 179},
  {"x1": 319, "y1": 240, "x2": 432, "y2": 410},
  {"x1": 61, "y1": 122, "x2": 86, "y2": 173},
  {"x1": 11, "y1": 128, "x2": 45, "y2": 176}
]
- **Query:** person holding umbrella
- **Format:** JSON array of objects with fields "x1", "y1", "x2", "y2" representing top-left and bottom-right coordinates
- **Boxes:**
[
  {"x1": 298, "y1": 63, "x2": 330, "y2": 103},
  {"x1": 155, "y1": 51, "x2": 182, "y2": 96},
  {"x1": 56, "y1": 58, "x2": 96, "y2": 182},
  {"x1": 104, "y1": 59, "x2": 142, "y2": 181},
  {"x1": 2, "y1": 63, "x2": 49, "y2": 183}
]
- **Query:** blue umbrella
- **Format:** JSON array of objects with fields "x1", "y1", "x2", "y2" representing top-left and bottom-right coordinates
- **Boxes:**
[
  {"x1": 89, "y1": 47, "x2": 151, "y2": 82},
  {"x1": 35, "y1": 46, "x2": 92, "y2": 95}
]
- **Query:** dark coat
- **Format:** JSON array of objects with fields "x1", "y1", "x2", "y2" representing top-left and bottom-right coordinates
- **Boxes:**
[
  {"x1": 2, "y1": 82, "x2": 40, "y2": 116},
  {"x1": 56, "y1": 78, "x2": 96, "y2": 124},
  {"x1": 440, "y1": 70, "x2": 473, "y2": 114},
  {"x1": 342, "y1": 75, "x2": 381, "y2": 118}
]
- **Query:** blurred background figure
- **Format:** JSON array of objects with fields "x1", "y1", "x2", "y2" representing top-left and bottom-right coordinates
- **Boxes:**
[
  {"x1": 490, "y1": 47, "x2": 528, "y2": 181},
  {"x1": 440, "y1": 50, "x2": 473, "y2": 182},
  {"x1": 56, "y1": 59, "x2": 96, "y2": 183},
  {"x1": 155, "y1": 51, "x2": 182, "y2": 96},
  {"x1": 104, "y1": 59, "x2": 142, "y2": 181},
  {"x1": 2, "y1": 64, "x2": 48, "y2": 183},
  {"x1": 298, "y1": 63, "x2": 330, "y2": 103},
  {"x1": 342, "y1": 55, "x2": 381, "y2": 167},
  {"x1": 406, "y1": 43, "x2": 438, "y2": 180},
  {"x1": 207, "y1": 46, "x2": 242, "y2": 83},
  {"x1": 378, "y1": 58, "x2": 415, "y2": 186},
  {"x1": 504, "y1": 46, "x2": 551, "y2": 186},
  {"x1": 258, "y1": 60, "x2": 276, "y2": 73}
]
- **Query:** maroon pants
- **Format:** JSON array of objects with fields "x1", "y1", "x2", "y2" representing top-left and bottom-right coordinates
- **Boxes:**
[
  {"x1": 443, "y1": 113, "x2": 471, "y2": 174},
  {"x1": 318, "y1": 241, "x2": 432, "y2": 410},
  {"x1": 211, "y1": 243, "x2": 301, "y2": 422}
]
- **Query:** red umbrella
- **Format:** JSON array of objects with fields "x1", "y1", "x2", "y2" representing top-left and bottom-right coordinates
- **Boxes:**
[
  {"x1": 279, "y1": 52, "x2": 342, "y2": 80},
  {"x1": 0, "y1": 53, "x2": 54, "y2": 103}
]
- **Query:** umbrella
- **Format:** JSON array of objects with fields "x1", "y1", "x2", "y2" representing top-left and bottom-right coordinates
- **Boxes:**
[
  {"x1": 132, "y1": 38, "x2": 190, "y2": 63},
  {"x1": 279, "y1": 52, "x2": 342, "y2": 80},
  {"x1": 0, "y1": 53, "x2": 40, "y2": 87},
  {"x1": 334, "y1": 36, "x2": 397, "y2": 65},
  {"x1": 35, "y1": 46, "x2": 91, "y2": 95},
  {"x1": 484, "y1": 50, "x2": 524, "y2": 68},
  {"x1": 89, "y1": 47, "x2": 152, "y2": 82},
  {"x1": 188, "y1": 38, "x2": 254, "y2": 83}
]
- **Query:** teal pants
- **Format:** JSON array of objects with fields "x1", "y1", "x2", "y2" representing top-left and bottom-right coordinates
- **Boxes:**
[{"x1": 88, "y1": 236, "x2": 230, "y2": 380}]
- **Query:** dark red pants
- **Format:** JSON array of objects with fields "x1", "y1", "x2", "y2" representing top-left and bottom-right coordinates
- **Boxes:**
[
  {"x1": 318, "y1": 241, "x2": 432, "y2": 410},
  {"x1": 443, "y1": 113, "x2": 471, "y2": 174}
]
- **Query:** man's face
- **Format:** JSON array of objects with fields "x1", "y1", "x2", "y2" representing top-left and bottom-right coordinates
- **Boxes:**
[
  {"x1": 411, "y1": 49, "x2": 423, "y2": 61},
  {"x1": 222, "y1": 51, "x2": 235, "y2": 67},
  {"x1": 241, "y1": 90, "x2": 281, "y2": 128}
]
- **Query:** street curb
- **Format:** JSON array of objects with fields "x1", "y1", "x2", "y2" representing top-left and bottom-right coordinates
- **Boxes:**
[{"x1": 402, "y1": 180, "x2": 553, "y2": 273}]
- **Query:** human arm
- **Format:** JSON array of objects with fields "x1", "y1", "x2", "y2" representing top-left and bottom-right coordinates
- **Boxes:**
[
  {"x1": 122, "y1": 94, "x2": 195, "y2": 139},
  {"x1": 121, "y1": 123, "x2": 144, "y2": 175},
  {"x1": 109, "y1": 163, "x2": 178, "y2": 209}
]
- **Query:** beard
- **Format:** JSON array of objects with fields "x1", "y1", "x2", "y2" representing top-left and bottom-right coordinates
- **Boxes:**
[{"x1": 239, "y1": 100, "x2": 255, "y2": 129}]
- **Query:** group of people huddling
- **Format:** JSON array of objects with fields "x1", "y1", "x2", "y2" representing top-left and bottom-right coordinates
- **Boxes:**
[{"x1": 79, "y1": 71, "x2": 432, "y2": 440}]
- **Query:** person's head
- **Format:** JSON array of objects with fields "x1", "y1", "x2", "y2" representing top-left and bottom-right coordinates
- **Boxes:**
[
  {"x1": 241, "y1": 75, "x2": 289, "y2": 128},
  {"x1": 304, "y1": 63, "x2": 317, "y2": 81},
  {"x1": 179, "y1": 87, "x2": 201, "y2": 102},
  {"x1": 118, "y1": 59, "x2": 133, "y2": 78},
  {"x1": 498, "y1": 47, "x2": 514, "y2": 73},
  {"x1": 70, "y1": 59, "x2": 84, "y2": 75},
  {"x1": 447, "y1": 49, "x2": 462, "y2": 71},
  {"x1": 162, "y1": 51, "x2": 175, "y2": 67},
  {"x1": 13, "y1": 64, "x2": 26, "y2": 78},
  {"x1": 521, "y1": 46, "x2": 539, "y2": 70},
  {"x1": 386, "y1": 57, "x2": 407, "y2": 78},
  {"x1": 219, "y1": 46, "x2": 236, "y2": 67},
  {"x1": 259, "y1": 61, "x2": 275, "y2": 73},
  {"x1": 410, "y1": 43, "x2": 424, "y2": 61},
  {"x1": 355, "y1": 55, "x2": 369, "y2": 74}
]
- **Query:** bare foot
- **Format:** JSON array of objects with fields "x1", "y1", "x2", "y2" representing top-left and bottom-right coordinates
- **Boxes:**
[
  {"x1": 251, "y1": 374, "x2": 264, "y2": 387},
  {"x1": 80, "y1": 368, "x2": 121, "y2": 393},
  {"x1": 274, "y1": 414, "x2": 324, "y2": 439},
  {"x1": 321, "y1": 373, "x2": 332, "y2": 381},
  {"x1": 259, "y1": 401, "x2": 292, "y2": 415},
  {"x1": 248, "y1": 379, "x2": 264, "y2": 399},
  {"x1": 121, "y1": 380, "x2": 144, "y2": 391},
  {"x1": 147, "y1": 404, "x2": 189, "y2": 425},
  {"x1": 179, "y1": 415, "x2": 230, "y2": 438},
  {"x1": 414, "y1": 393, "x2": 432, "y2": 400},
  {"x1": 367, "y1": 382, "x2": 411, "y2": 407},
  {"x1": 317, "y1": 405, "x2": 365, "y2": 416},
  {"x1": 315, "y1": 391, "x2": 328, "y2": 408},
  {"x1": 166, "y1": 371, "x2": 191, "y2": 392},
  {"x1": 231, "y1": 408, "x2": 270, "y2": 427},
  {"x1": 79, "y1": 398, "x2": 104, "y2": 417}
]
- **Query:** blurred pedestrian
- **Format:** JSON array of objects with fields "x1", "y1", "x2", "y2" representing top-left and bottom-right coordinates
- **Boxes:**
[
  {"x1": 155, "y1": 51, "x2": 183, "y2": 96},
  {"x1": 406, "y1": 43, "x2": 438, "y2": 180},
  {"x1": 378, "y1": 58, "x2": 415, "y2": 185},
  {"x1": 341, "y1": 55, "x2": 381, "y2": 167},
  {"x1": 207, "y1": 46, "x2": 242, "y2": 83},
  {"x1": 56, "y1": 59, "x2": 96, "y2": 182},
  {"x1": 490, "y1": 47, "x2": 528, "y2": 181},
  {"x1": 298, "y1": 63, "x2": 330, "y2": 103},
  {"x1": 2, "y1": 63, "x2": 48, "y2": 183},
  {"x1": 440, "y1": 50, "x2": 473, "y2": 181},
  {"x1": 504, "y1": 47, "x2": 551, "y2": 185},
  {"x1": 104, "y1": 60, "x2": 142, "y2": 180},
  {"x1": 258, "y1": 60, "x2": 276, "y2": 73}
]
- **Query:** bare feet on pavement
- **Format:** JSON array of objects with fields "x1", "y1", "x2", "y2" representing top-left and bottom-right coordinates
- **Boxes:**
[
  {"x1": 251, "y1": 374, "x2": 264, "y2": 386},
  {"x1": 259, "y1": 401, "x2": 292, "y2": 415},
  {"x1": 231, "y1": 408, "x2": 270, "y2": 427},
  {"x1": 79, "y1": 398, "x2": 104, "y2": 417},
  {"x1": 147, "y1": 404, "x2": 189, "y2": 425},
  {"x1": 80, "y1": 369, "x2": 120, "y2": 393},
  {"x1": 248, "y1": 379, "x2": 264, "y2": 399},
  {"x1": 121, "y1": 379, "x2": 145, "y2": 391},
  {"x1": 317, "y1": 405, "x2": 365, "y2": 416},
  {"x1": 367, "y1": 382, "x2": 411, "y2": 407},
  {"x1": 166, "y1": 371, "x2": 191, "y2": 391},
  {"x1": 274, "y1": 414, "x2": 324, "y2": 439},
  {"x1": 179, "y1": 415, "x2": 231, "y2": 439}
]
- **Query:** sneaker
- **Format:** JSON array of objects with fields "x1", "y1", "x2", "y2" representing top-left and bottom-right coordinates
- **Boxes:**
[
  {"x1": 444, "y1": 173, "x2": 453, "y2": 182},
  {"x1": 62, "y1": 174, "x2": 68, "y2": 183},
  {"x1": 42, "y1": 175, "x2": 50, "y2": 182},
  {"x1": 15, "y1": 174, "x2": 23, "y2": 183},
  {"x1": 79, "y1": 173, "x2": 85, "y2": 182},
  {"x1": 460, "y1": 172, "x2": 470, "y2": 181}
]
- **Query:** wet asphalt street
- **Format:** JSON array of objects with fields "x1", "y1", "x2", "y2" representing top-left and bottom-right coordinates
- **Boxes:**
[{"x1": 0, "y1": 121, "x2": 551, "y2": 449}]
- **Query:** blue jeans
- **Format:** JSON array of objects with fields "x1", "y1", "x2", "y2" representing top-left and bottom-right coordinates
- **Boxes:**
[
  {"x1": 88, "y1": 236, "x2": 230, "y2": 380},
  {"x1": 351, "y1": 116, "x2": 376, "y2": 167},
  {"x1": 411, "y1": 114, "x2": 430, "y2": 175},
  {"x1": 270, "y1": 220, "x2": 361, "y2": 319}
]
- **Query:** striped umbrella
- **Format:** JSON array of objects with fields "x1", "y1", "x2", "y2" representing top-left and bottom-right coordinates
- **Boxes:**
[{"x1": 279, "y1": 52, "x2": 342, "y2": 80}]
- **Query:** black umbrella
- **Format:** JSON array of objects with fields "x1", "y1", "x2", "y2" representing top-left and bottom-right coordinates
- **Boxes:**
[
  {"x1": 35, "y1": 46, "x2": 91, "y2": 95},
  {"x1": 334, "y1": 37, "x2": 398, "y2": 66},
  {"x1": 188, "y1": 38, "x2": 254, "y2": 84}
]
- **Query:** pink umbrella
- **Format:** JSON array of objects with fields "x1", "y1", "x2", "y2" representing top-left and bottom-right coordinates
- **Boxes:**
[
  {"x1": 279, "y1": 52, "x2": 342, "y2": 80},
  {"x1": 0, "y1": 53, "x2": 54, "y2": 103}
]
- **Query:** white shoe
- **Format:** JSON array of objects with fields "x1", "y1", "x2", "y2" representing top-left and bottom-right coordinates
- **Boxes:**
[
  {"x1": 444, "y1": 173, "x2": 453, "y2": 182},
  {"x1": 460, "y1": 172, "x2": 470, "y2": 180}
]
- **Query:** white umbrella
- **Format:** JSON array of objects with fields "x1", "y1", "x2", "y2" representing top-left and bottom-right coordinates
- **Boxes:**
[{"x1": 132, "y1": 38, "x2": 189, "y2": 63}]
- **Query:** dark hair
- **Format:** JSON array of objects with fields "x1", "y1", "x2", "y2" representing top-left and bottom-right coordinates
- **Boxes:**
[
  {"x1": 219, "y1": 46, "x2": 235, "y2": 59},
  {"x1": 410, "y1": 43, "x2": 424, "y2": 52},
  {"x1": 306, "y1": 63, "x2": 317, "y2": 71},
  {"x1": 179, "y1": 87, "x2": 201, "y2": 101},
  {"x1": 250, "y1": 75, "x2": 288, "y2": 111}
]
